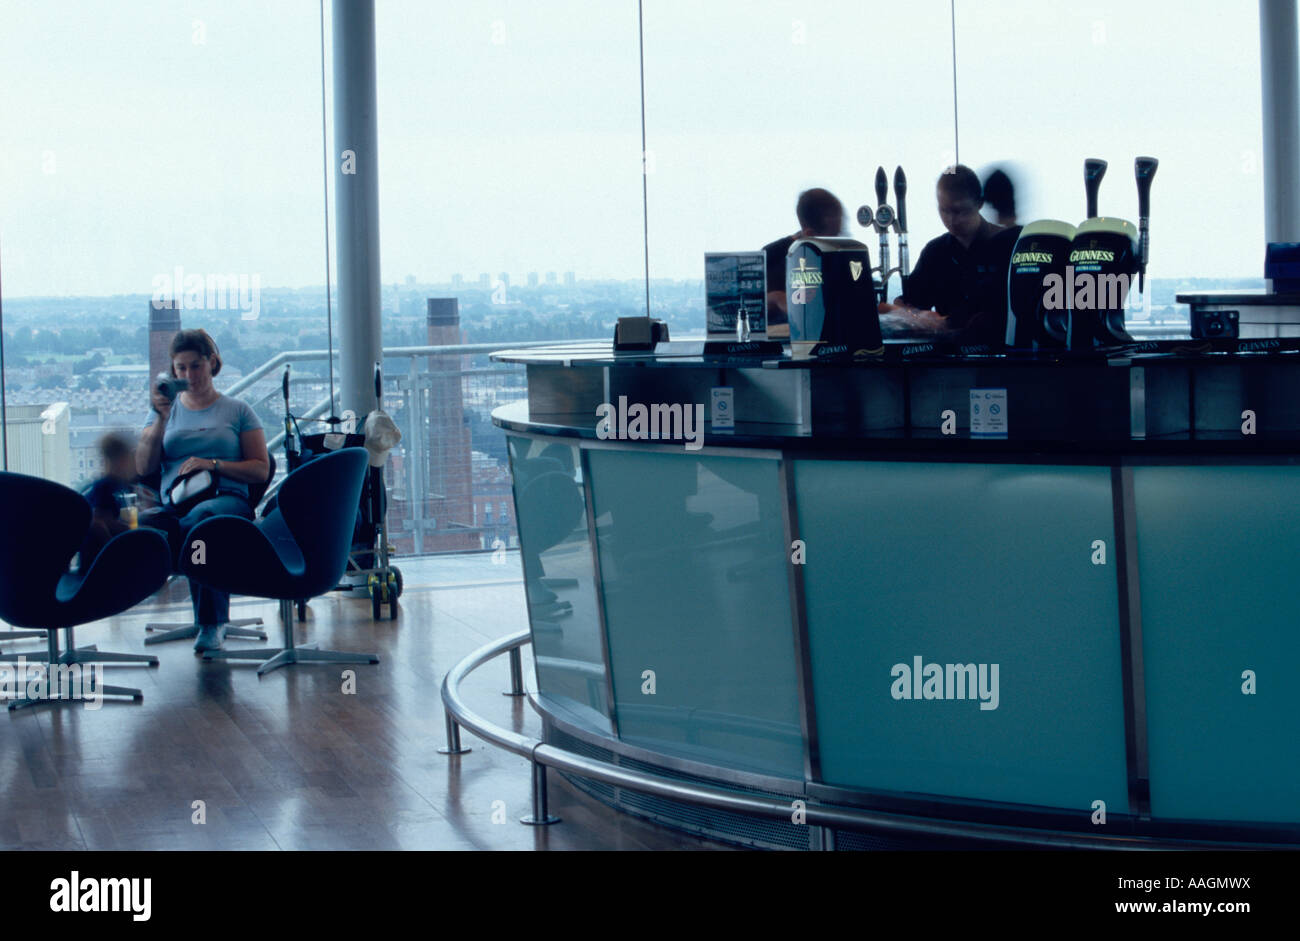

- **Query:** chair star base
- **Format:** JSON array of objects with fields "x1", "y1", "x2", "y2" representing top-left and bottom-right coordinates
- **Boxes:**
[
  {"x1": 144, "y1": 617, "x2": 267, "y2": 646},
  {"x1": 8, "y1": 680, "x2": 143, "y2": 711},
  {"x1": 0, "y1": 626, "x2": 155, "y2": 667},
  {"x1": 2, "y1": 630, "x2": 145, "y2": 710},
  {"x1": 200, "y1": 599, "x2": 379, "y2": 676},
  {"x1": 203, "y1": 643, "x2": 381, "y2": 676},
  {"x1": 0, "y1": 628, "x2": 48, "y2": 643}
]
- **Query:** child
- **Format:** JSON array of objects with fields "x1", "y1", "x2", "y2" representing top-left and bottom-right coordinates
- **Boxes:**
[{"x1": 77, "y1": 431, "x2": 154, "y2": 573}]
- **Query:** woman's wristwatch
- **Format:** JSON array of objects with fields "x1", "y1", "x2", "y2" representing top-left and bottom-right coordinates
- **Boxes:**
[{"x1": 211, "y1": 459, "x2": 220, "y2": 475}]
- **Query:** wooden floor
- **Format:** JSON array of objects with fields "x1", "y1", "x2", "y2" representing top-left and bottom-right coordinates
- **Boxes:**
[{"x1": 0, "y1": 552, "x2": 730, "y2": 851}]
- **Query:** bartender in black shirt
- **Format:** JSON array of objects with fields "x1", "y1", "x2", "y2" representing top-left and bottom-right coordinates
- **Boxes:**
[
  {"x1": 887, "y1": 165, "x2": 1021, "y2": 345},
  {"x1": 762, "y1": 188, "x2": 846, "y2": 337}
]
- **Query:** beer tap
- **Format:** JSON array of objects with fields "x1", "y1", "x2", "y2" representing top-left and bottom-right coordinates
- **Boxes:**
[
  {"x1": 1134, "y1": 156, "x2": 1158, "y2": 297},
  {"x1": 858, "y1": 166, "x2": 901, "y2": 305},
  {"x1": 893, "y1": 166, "x2": 909, "y2": 299},
  {"x1": 1084, "y1": 158, "x2": 1107, "y2": 219}
]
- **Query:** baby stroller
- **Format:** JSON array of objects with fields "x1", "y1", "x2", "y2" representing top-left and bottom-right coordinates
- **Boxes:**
[{"x1": 278, "y1": 363, "x2": 402, "y2": 620}]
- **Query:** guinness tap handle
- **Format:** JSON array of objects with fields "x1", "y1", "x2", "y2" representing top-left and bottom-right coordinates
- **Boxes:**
[
  {"x1": 874, "y1": 166, "x2": 888, "y2": 208},
  {"x1": 1135, "y1": 156, "x2": 1159, "y2": 293},
  {"x1": 1084, "y1": 158, "x2": 1108, "y2": 219},
  {"x1": 893, "y1": 166, "x2": 908, "y2": 233},
  {"x1": 1135, "y1": 156, "x2": 1158, "y2": 226}
]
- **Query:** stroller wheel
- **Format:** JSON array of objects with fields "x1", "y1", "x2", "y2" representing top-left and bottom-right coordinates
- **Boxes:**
[
  {"x1": 368, "y1": 574, "x2": 382, "y2": 620},
  {"x1": 389, "y1": 567, "x2": 403, "y2": 599}
]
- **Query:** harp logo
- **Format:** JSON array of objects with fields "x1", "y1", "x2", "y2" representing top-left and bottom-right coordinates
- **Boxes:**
[{"x1": 849, "y1": 260, "x2": 863, "y2": 281}]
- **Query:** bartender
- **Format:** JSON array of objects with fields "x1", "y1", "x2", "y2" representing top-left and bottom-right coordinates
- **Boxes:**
[
  {"x1": 886, "y1": 165, "x2": 1021, "y2": 345},
  {"x1": 762, "y1": 187, "x2": 847, "y2": 336}
]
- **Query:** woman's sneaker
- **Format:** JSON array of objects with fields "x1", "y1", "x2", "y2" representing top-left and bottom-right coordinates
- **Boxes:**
[{"x1": 194, "y1": 625, "x2": 227, "y2": 652}]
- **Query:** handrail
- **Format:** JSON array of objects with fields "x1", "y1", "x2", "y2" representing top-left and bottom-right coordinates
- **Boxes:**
[
  {"x1": 223, "y1": 339, "x2": 606, "y2": 399},
  {"x1": 440, "y1": 631, "x2": 1284, "y2": 850}
]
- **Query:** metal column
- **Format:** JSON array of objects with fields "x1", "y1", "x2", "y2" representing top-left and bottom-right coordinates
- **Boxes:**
[
  {"x1": 332, "y1": 0, "x2": 383, "y2": 420},
  {"x1": 1260, "y1": 0, "x2": 1300, "y2": 243}
]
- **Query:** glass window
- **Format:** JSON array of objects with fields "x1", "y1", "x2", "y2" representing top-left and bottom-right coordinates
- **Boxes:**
[
  {"x1": 954, "y1": 0, "x2": 1266, "y2": 312},
  {"x1": 642, "y1": 0, "x2": 958, "y2": 329}
]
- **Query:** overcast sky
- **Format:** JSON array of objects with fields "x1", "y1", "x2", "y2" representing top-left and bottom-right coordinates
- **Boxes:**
[{"x1": 0, "y1": 0, "x2": 1275, "y2": 299}]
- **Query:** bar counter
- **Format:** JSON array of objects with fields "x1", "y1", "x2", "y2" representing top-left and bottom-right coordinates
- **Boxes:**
[{"x1": 492, "y1": 339, "x2": 1300, "y2": 849}]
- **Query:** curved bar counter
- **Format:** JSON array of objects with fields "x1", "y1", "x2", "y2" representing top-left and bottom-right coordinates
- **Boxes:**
[{"x1": 491, "y1": 339, "x2": 1300, "y2": 850}]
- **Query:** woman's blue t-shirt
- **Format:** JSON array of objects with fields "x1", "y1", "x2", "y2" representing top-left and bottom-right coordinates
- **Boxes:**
[{"x1": 143, "y1": 395, "x2": 263, "y2": 501}]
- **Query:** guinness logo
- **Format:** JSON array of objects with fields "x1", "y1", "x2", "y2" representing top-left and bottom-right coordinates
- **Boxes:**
[
  {"x1": 849, "y1": 260, "x2": 863, "y2": 281},
  {"x1": 790, "y1": 256, "x2": 824, "y2": 287}
]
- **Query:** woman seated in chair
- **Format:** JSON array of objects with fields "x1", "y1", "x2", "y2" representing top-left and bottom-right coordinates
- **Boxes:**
[{"x1": 137, "y1": 328, "x2": 270, "y2": 652}]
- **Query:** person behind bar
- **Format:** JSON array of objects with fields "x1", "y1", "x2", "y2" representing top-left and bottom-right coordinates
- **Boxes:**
[
  {"x1": 982, "y1": 168, "x2": 1017, "y2": 226},
  {"x1": 762, "y1": 187, "x2": 847, "y2": 334},
  {"x1": 883, "y1": 164, "x2": 1022, "y2": 345}
]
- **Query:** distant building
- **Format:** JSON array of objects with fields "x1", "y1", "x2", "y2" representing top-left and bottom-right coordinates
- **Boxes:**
[
  {"x1": 4, "y1": 402, "x2": 72, "y2": 486},
  {"x1": 497, "y1": 272, "x2": 510, "y2": 288},
  {"x1": 527, "y1": 271, "x2": 539, "y2": 288},
  {"x1": 471, "y1": 451, "x2": 516, "y2": 550},
  {"x1": 149, "y1": 298, "x2": 181, "y2": 381},
  {"x1": 564, "y1": 271, "x2": 576, "y2": 286},
  {"x1": 545, "y1": 271, "x2": 557, "y2": 285},
  {"x1": 452, "y1": 273, "x2": 463, "y2": 288},
  {"x1": 478, "y1": 273, "x2": 490, "y2": 288}
]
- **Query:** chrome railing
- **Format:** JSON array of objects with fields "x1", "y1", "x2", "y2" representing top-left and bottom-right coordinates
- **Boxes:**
[{"x1": 439, "y1": 631, "x2": 1268, "y2": 849}]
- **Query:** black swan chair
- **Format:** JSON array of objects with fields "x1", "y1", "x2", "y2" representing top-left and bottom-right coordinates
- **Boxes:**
[
  {"x1": 0, "y1": 471, "x2": 171, "y2": 710},
  {"x1": 181, "y1": 447, "x2": 380, "y2": 676}
]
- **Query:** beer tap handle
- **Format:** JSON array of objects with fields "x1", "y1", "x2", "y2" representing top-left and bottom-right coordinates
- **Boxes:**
[
  {"x1": 893, "y1": 166, "x2": 908, "y2": 234},
  {"x1": 1135, "y1": 156, "x2": 1158, "y2": 295},
  {"x1": 873, "y1": 167, "x2": 892, "y2": 303},
  {"x1": 1084, "y1": 158, "x2": 1107, "y2": 219},
  {"x1": 894, "y1": 166, "x2": 910, "y2": 294}
]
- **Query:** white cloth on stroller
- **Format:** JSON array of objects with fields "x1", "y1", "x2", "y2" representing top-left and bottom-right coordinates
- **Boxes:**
[{"x1": 363, "y1": 409, "x2": 402, "y2": 467}]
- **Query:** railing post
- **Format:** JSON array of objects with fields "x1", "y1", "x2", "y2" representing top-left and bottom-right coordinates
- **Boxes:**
[
  {"x1": 504, "y1": 646, "x2": 525, "y2": 696},
  {"x1": 520, "y1": 758, "x2": 561, "y2": 825},
  {"x1": 811, "y1": 825, "x2": 837, "y2": 851},
  {"x1": 438, "y1": 709, "x2": 472, "y2": 755}
]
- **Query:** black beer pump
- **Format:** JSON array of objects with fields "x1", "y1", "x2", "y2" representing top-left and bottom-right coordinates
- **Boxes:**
[
  {"x1": 1134, "y1": 156, "x2": 1158, "y2": 296},
  {"x1": 894, "y1": 166, "x2": 909, "y2": 300},
  {"x1": 871, "y1": 167, "x2": 893, "y2": 305},
  {"x1": 1084, "y1": 158, "x2": 1107, "y2": 219},
  {"x1": 856, "y1": 165, "x2": 910, "y2": 305}
]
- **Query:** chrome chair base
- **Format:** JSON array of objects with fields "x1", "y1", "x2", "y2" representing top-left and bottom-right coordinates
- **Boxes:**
[
  {"x1": 3, "y1": 630, "x2": 144, "y2": 710},
  {"x1": 145, "y1": 617, "x2": 267, "y2": 645},
  {"x1": 0, "y1": 629, "x2": 47, "y2": 641},
  {"x1": 8, "y1": 681, "x2": 143, "y2": 711},
  {"x1": 201, "y1": 599, "x2": 378, "y2": 676},
  {"x1": 0, "y1": 625, "x2": 156, "y2": 667},
  {"x1": 0, "y1": 644, "x2": 96, "y2": 664}
]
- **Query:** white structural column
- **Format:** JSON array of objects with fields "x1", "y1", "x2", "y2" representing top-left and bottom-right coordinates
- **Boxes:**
[
  {"x1": 1261, "y1": 0, "x2": 1300, "y2": 243},
  {"x1": 333, "y1": 0, "x2": 383, "y2": 420}
]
